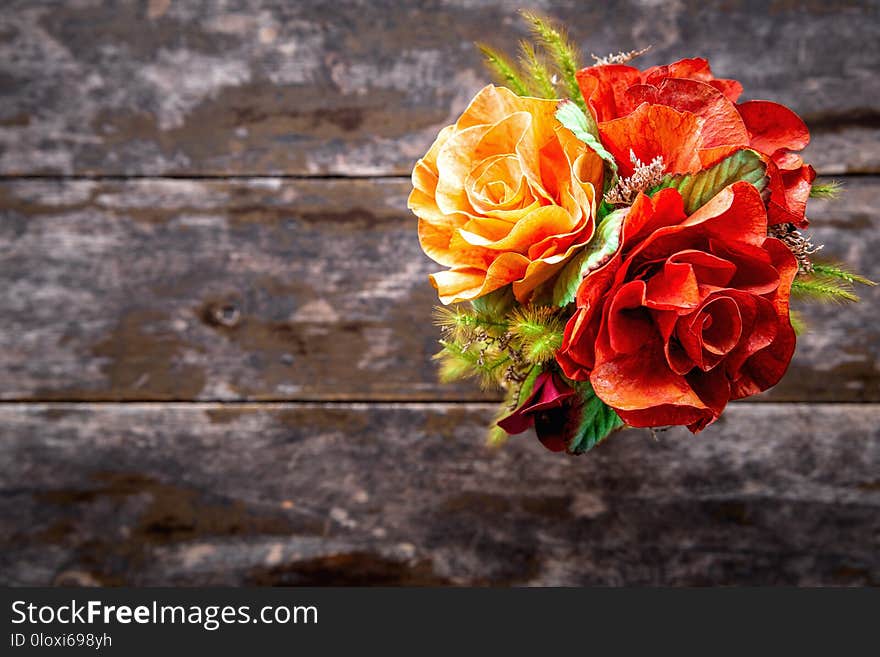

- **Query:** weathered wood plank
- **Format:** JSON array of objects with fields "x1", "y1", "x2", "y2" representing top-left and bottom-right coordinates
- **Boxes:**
[
  {"x1": 0, "y1": 0, "x2": 877, "y2": 176},
  {"x1": 1, "y1": 177, "x2": 877, "y2": 402},
  {"x1": 0, "y1": 402, "x2": 877, "y2": 586}
]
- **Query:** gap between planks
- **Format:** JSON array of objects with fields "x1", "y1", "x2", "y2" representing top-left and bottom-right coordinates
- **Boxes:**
[{"x1": 0, "y1": 400, "x2": 877, "y2": 408}]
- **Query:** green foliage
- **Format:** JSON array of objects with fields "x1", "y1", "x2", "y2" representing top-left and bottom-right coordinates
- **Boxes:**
[
  {"x1": 518, "y1": 41, "x2": 556, "y2": 99},
  {"x1": 809, "y1": 180, "x2": 842, "y2": 199},
  {"x1": 507, "y1": 307, "x2": 565, "y2": 363},
  {"x1": 789, "y1": 310, "x2": 806, "y2": 335},
  {"x1": 650, "y1": 149, "x2": 767, "y2": 214},
  {"x1": 476, "y1": 12, "x2": 592, "y2": 116},
  {"x1": 433, "y1": 299, "x2": 568, "y2": 389},
  {"x1": 434, "y1": 339, "x2": 511, "y2": 389},
  {"x1": 477, "y1": 44, "x2": 530, "y2": 96},
  {"x1": 515, "y1": 365, "x2": 542, "y2": 406},
  {"x1": 519, "y1": 11, "x2": 587, "y2": 113},
  {"x1": 791, "y1": 257, "x2": 874, "y2": 306},
  {"x1": 567, "y1": 381, "x2": 625, "y2": 454},
  {"x1": 790, "y1": 276, "x2": 860, "y2": 304},
  {"x1": 470, "y1": 285, "x2": 516, "y2": 319},
  {"x1": 551, "y1": 206, "x2": 627, "y2": 307},
  {"x1": 487, "y1": 422, "x2": 511, "y2": 447},
  {"x1": 810, "y1": 262, "x2": 875, "y2": 287},
  {"x1": 554, "y1": 100, "x2": 612, "y2": 174},
  {"x1": 486, "y1": 368, "x2": 624, "y2": 453},
  {"x1": 432, "y1": 306, "x2": 507, "y2": 342},
  {"x1": 486, "y1": 364, "x2": 544, "y2": 447}
]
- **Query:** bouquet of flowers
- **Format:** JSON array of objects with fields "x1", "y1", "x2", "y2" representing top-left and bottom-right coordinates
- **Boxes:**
[{"x1": 409, "y1": 13, "x2": 872, "y2": 454}]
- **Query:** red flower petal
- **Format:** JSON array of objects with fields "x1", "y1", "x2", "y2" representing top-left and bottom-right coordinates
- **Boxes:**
[
  {"x1": 763, "y1": 158, "x2": 815, "y2": 228},
  {"x1": 626, "y1": 78, "x2": 749, "y2": 149},
  {"x1": 598, "y1": 103, "x2": 704, "y2": 176},
  {"x1": 591, "y1": 341, "x2": 712, "y2": 427},
  {"x1": 621, "y1": 187, "x2": 688, "y2": 248},
  {"x1": 677, "y1": 295, "x2": 743, "y2": 370},
  {"x1": 708, "y1": 79, "x2": 744, "y2": 104},
  {"x1": 684, "y1": 368, "x2": 731, "y2": 431},
  {"x1": 644, "y1": 260, "x2": 701, "y2": 311},
  {"x1": 779, "y1": 163, "x2": 816, "y2": 226},
  {"x1": 708, "y1": 239, "x2": 781, "y2": 295},
  {"x1": 729, "y1": 238, "x2": 797, "y2": 397},
  {"x1": 496, "y1": 372, "x2": 576, "y2": 435},
  {"x1": 606, "y1": 280, "x2": 657, "y2": 354},
  {"x1": 721, "y1": 292, "x2": 779, "y2": 379},
  {"x1": 533, "y1": 415, "x2": 571, "y2": 452},
  {"x1": 644, "y1": 57, "x2": 744, "y2": 103},
  {"x1": 700, "y1": 298, "x2": 743, "y2": 356},
  {"x1": 616, "y1": 403, "x2": 713, "y2": 431},
  {"x1": 738, "y1": 100, "x2": 810, "y2": 155},
  {"x1": 557, "y1": 307, "x2": 600, "y2": 381},
  {"x1": 527, "y1": 372, "x2": 577, "y2": 412},
  {"x1": 643, "y1": 57, "x2": 704, "y2": 83},
  {"x1": 668, "y1": 249, "x2": 737, "y2": 289},
  {"x1": 627, "y1": 182, "x2": 768, "y2": 267},
  {"x1": 576, "y1": 64, "x2": 642, "y2": 123},
  {"x1": 495, "y1": 402, "x2": 535, "y2": 435}
]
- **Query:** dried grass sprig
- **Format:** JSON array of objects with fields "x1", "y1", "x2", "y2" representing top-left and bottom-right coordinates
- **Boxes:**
[{"x1": 604, "y1": 151, "x2": 666, "y2": 206}]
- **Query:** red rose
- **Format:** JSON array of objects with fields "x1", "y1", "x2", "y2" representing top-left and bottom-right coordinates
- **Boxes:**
[
  {"x1": 556, "y1": 182, "x2": 797, "y2": 432},
  {"x1": 577, "y1": 57, "x2": 815, "y2": 227},
  {"x1": 497, "y1": 371, "x2": 577, "y2": 452}
]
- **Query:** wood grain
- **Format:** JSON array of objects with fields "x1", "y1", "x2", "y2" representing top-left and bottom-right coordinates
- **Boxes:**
[
  {"x1": 1, "y1": 1, "x2": 877, "y2": 590},
  {"x1": 1, "y1": 402, "x2": 876, "y2": 586},
  {"x1": 1, "y1": 177, "x2": 877, "y2": 402},
  {"x1": 0, "y1": 0, "x2": 877, "y2": 176}
]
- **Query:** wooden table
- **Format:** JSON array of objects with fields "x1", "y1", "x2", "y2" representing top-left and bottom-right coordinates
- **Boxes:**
[{"x1": 0, "y1": 0, "x2": 877, "y2": 585}]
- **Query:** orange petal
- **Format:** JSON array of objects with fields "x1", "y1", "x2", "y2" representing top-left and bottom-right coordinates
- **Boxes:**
[
  {"x1": 454, "y1": 84, "x2": 532, "y2": 130},
  {"x1": 457, "y1": 205, "x2": 576, "y2": 252},
  {"x1": 434, "y1": 122, "x2": 495, "y2": 216},
  {"x1": 430, "y1": 251, "x2": 530, "y2": 304}
]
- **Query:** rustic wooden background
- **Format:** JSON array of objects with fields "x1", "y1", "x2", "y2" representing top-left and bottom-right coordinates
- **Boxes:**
[{"x1": 1, "y1": 0, "x2": 878, "y2": 586}]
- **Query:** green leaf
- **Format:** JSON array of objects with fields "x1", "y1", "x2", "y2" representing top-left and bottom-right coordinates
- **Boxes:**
[
  {"x1": 567, "y1": 382, "x2": 624, "y2": 454},
  {"x1": 477, "y1": 44, "x2": 529, "y2": 97},
  {"x1": 555, "y1": 100, "x2": 608, "y2": 163},
  {"x1": 471, "y1": 285, "x2": 516, "y2": 320},
  {"x1": 551, "y1": 207, "x2": 627, "y2": 307},
  {"x1": 516, "y1": 365, "x2": 542, "y2": 407},
  {"x1": 650, "y1": 149, "x2": 768, "y2": 214}
]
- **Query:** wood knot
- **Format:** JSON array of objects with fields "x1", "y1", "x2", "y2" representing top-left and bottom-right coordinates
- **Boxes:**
[{"x1": 200, "y1": 300, "x2": 241, "y2": 328}]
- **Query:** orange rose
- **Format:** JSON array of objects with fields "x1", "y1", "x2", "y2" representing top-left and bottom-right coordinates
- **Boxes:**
[{"x1": 409, "y1": 85, "x2": 605, "y2": 304}]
